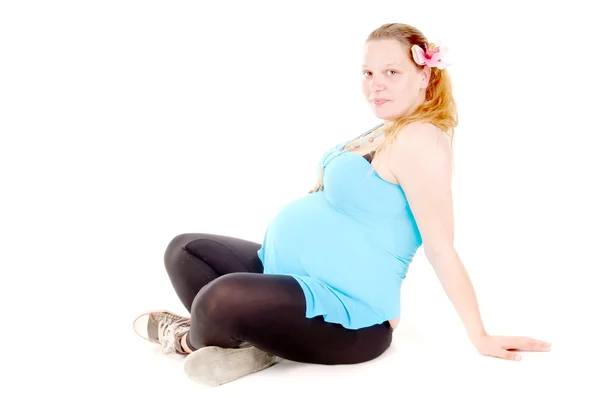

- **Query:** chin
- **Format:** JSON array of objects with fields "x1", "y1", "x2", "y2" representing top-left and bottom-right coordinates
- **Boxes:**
[{"x1": 371, "y1": 107, "x2": 402, "y2": 121}]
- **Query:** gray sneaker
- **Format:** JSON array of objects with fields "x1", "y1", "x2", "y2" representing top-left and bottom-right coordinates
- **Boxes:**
[
  {"x1": 183, "y1": 344, "x2": 277, "y2": 386},
  {"x1": 133, "y1": 310, "x2": 191, "y2": 354}
]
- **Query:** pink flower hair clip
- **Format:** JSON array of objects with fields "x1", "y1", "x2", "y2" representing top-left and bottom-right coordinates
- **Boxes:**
[{"x1": 411, "y1": 42, "x2": 449, "y2": 69}]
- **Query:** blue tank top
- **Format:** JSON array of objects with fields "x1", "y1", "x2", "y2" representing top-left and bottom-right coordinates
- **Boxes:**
[{"x1": 257, "y1": 128, "x2": 423, "y2": 330}]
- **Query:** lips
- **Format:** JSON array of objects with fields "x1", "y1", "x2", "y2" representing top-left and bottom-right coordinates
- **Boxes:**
[{"x1": 372, "y1": 99, "x2": 390, "y2": 105}]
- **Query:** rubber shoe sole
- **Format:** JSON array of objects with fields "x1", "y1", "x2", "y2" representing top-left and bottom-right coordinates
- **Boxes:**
[{"x1": 183, "y1": 345, "x2": 277, "y2": 386}]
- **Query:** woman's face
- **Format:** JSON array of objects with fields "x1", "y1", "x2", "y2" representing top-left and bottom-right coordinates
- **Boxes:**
[{"x1": 361, "y1": 39, "x2": 430, "y2": 121}]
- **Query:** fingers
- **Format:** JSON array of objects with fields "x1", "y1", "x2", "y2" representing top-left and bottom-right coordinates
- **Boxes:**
[
  {"x1": 308, "y1": 184, "x2": 324, "y2": 193},
  {"x1": 502, "y1": 337, "x2": 552, "y2": 352},
  {"x1": 488, "y1": 346, "x2": 522, "y2": 361}
]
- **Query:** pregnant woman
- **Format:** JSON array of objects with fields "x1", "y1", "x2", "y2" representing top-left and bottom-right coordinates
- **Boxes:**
[{"x1": 133, "y1": 22, "x2": 551, "y2": 387}]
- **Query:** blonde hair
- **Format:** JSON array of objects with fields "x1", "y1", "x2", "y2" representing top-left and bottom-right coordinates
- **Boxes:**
[{"x1": 366, "y1": 23, "x2": 458, "y2": 155}]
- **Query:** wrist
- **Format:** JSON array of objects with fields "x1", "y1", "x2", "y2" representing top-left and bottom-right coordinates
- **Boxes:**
[{"x1": 468, "y1": 329, "x2": 488, "y2": 345}]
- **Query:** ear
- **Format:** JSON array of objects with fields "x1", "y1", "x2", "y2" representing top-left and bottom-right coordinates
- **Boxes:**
[{"x1": 419, "y1": 66, "x2": 432, "y2": 89}]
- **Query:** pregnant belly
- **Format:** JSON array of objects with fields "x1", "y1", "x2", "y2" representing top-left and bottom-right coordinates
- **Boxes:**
[
  {"x1": 264, "y1": 192, "x2": 400, "y2": 300},
  {"x1": 267, "y1": 192, "x2": 369, "y2": 264}
]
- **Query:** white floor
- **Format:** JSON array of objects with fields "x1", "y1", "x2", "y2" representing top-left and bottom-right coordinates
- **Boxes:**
[
  {"x1": 120, "y1": 304, "x2": 593, "y2": 397},
  {"x1": 42, "y1": 260, "x2": 599, "y2": 397},
  {"x1": 3, "y1": 1, "x2": 599, "y2": 396},
  {"x1": 15, "y1": 243, "x2": 594, "y2": 397}
]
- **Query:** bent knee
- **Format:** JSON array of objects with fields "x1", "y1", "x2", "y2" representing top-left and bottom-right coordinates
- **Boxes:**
[
  {"x1": 190, "y1": 274, "x2": 252, "y2": 323},
  {"x1": 164, "y1": 233, "x2": 189, "y2": 257},
  {"x1": 163, "y1": 233, "x2": 205, "y2": 273}
]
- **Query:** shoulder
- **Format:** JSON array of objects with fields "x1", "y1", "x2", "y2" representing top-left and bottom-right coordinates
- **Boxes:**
[
  {"x1": 387, "y1": 121, "x2": 453, "y2": 183},
  {"x1": 392, "y1": 121, "x2": 451, "y2": 155}
]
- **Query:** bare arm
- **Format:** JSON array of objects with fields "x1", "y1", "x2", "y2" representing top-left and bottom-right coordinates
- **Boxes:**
[
  {"x1": 387, "y1": 122, "x2": 551, "y2": 360},
  {"x1": 388, "y1": 122, "x2": 486, "y2": 342}
]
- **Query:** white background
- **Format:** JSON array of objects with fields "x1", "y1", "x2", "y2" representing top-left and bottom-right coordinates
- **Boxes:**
[{"x1": 1, "y1": 0, "x2": 598, "y2": 396}]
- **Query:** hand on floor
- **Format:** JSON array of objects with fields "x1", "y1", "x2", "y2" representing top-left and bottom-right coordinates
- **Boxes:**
[{"x1": 472, "y1": 334, "x2": 551, "y2": 361}]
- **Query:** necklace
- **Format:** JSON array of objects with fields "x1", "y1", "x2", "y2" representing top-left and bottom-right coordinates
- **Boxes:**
[
  {"x1": 344, "y1": 123, "x2": 386, "y2": 150},
  {"x1": 309, "y1": 123, "x2": 386, "y2": 193}
]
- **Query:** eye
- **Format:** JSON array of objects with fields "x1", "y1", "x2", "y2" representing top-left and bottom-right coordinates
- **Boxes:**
[
  {"x1": 362, "y1": 71, "x2": 372, "y2": 77},
  {"x1": 386, "y1": 70, "x2": 400, "y2": 76}
]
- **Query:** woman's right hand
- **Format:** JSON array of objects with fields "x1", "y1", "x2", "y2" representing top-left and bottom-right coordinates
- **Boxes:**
[
  {"x1": 309, "y1": 168, "x2": 325, "y2": 193},
  {"x1": 309, "y1": 183, "x2": 323, "y2": 193}
]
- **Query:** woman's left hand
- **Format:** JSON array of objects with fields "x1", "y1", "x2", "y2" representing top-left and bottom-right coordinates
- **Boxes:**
[{"x1": 472, "y1": 334, "x2": 552, "y2": 361}]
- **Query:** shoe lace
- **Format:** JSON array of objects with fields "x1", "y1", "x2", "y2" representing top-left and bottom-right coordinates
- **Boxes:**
[{"x1": 157, "y1": 318, "x2": 189, "y2": 354}]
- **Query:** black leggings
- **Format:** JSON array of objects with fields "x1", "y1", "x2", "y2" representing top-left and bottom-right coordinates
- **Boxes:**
[{"x1": 163, "y1": 233, "x2": 393, "y2": 365}]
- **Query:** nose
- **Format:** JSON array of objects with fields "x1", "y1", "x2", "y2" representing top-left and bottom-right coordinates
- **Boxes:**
[{"x1": 369, "y1": 75, "x2": 385, "y2": 92}]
